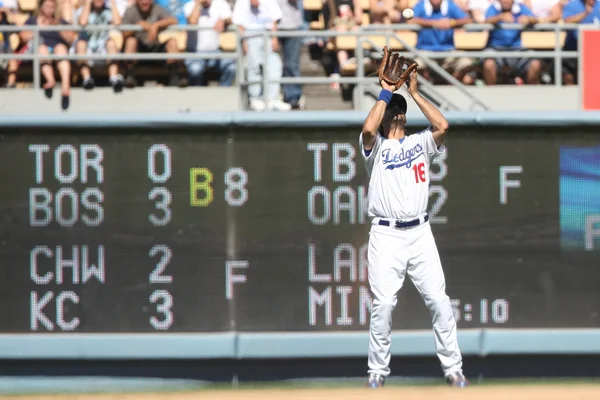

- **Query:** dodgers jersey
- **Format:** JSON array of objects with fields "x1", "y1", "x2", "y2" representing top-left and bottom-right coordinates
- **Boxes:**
[{"x1": 359, "y1": 127, "x2": 445, "y2": 220}]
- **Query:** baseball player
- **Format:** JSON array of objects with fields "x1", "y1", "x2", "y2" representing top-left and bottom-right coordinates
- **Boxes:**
[{"x1": 360, "y1": 69, "x2": 468, "y2": 388}]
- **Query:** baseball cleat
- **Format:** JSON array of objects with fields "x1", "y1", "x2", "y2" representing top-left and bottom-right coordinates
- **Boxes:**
[
  {"x1": 446, "y1": 371, "x2": 469, "y2": 387},
  {"x1": 366, "y1": 373, "x2": 385, "y2": 388}
]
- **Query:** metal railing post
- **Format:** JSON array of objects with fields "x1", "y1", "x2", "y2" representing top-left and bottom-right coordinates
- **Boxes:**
[
  {"x1": 234, "y1": 27, "x2": 244, "y2": 110},
  {"x1": 554, "y1": 24, "x2": 562, "y2": 86},
  {"x1": 33, "y1": 26, "x2": 40, "y2": 90},
  {"x1": 355, "y1": 32, "x2": 365, "y2": 111},
  {"x1": 262, "y1": 30, "x2": 269, "y2": 106}
]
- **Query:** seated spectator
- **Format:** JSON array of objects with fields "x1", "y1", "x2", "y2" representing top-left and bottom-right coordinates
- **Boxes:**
[
  {"x1": 323, "y1": 0, "x2": 363, "y2": 89},
  {"x1": 183, "y1": 0, "x2": 235, "y2": 86},
  {"x1": 412, "y1": 0, "x2": 476, "y2": 84},
  {"x1": 122, "y1": 0, "x2": 188, "y2": 87},
  {"x1": 20, "y1": 0, "x2": 76, "y2": 109},
  {"x1": 275, "y1": 0, "x2": 304, "y2": 109},
  {"x1": 75, "y1": 0, "x2": 124, "y2": 91},
  {"x1": 369, "y1": 0, "x2": 408, "y2": 24},
  {"x1": 562, "y1": 0, "x2": 599, "y2": 85},
  {"x1": 0, "y1": 0, "x2": 19, "y2": 88},
  {"x1": 232, "y1": 0, "x2": 290, "y2": 111},
  {"x1": 482, "y1": 0, "x2": 541, "y2": 85}
]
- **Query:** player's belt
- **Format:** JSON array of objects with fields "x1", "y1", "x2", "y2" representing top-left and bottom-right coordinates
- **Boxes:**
[{"x1": 376, "y1": 214, "x2": 429, "y2": 229}]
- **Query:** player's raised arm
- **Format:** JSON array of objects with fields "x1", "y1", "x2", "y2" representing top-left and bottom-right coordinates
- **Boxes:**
[
  {"x1": 362, "y1": 80, "x2": 399, "y2": 150},
  {"x1": 406, "y1": 70, "x2": 449, "y2": 147}
]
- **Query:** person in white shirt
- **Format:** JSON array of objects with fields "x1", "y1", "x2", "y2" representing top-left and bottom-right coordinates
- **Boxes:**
[
  {"x1": 183, "y1": 0, "x2": 236, "y2": 86},
  {"x1": 232, "y1": 0, "x2": 290, "y2": 111},
  {"x1": 469, "y1": 0, "x2": 561, "y2": 22},
  {"x1": 360, "y1": 71, "x2": 467, "y2": 389}
]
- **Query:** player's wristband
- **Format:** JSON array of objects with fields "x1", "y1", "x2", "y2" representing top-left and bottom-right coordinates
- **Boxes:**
[{"x1": 378, "y1": 89, "x2": 393, "y2": 104}]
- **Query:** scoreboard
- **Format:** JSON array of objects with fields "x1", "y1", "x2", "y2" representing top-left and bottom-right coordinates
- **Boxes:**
[{"x1": 0, "y1": 125, "x2": 599, "y2": 333}]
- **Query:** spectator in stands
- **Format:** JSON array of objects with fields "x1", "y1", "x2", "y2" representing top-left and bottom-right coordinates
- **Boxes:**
[
  {"x1": 482, "y1": 0, "x2": 542, "y2": 85},
  {"x1": 562, "y1": 0, "x2": 599, "y2": 85},
  {"x1": 232, "y1": 0, "x2": 291, "y2": 111},
  {"x1": 275, "y1": 0, "x2": 304, "y2": 109},
  {"x1": 412, "y1": 0, "x2": 476, "y2": 84},
  {"x1": 0, "y1": 0, "x2": 19, "y2": 88},
  {"x1": 323, "y1": 0, "x2": 363, "y2": 88},
  {"x1": 20, "y1": 0, "x2": 76, "y2": 109},
  {"x1": 75, "y1": 0, "x2": 124, "y2": 91},
  {"x1": 369, "y1": 0, "x2": 408, "y2": 24},
  {"x1": 122, "y1": 0, "x2": 188, "y2": 87},
  {"x1": 183, "y1": 0, "x2": 236, "y2": 86}
]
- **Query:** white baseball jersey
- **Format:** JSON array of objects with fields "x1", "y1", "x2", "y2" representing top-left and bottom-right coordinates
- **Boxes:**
[{"x1": 359, "y1": 128, "x2": 445, "y2": 220}]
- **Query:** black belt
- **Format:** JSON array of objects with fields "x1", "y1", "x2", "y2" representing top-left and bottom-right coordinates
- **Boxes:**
[{"x1": 378, "y1": 214, "x2": 429, "y2": 229}]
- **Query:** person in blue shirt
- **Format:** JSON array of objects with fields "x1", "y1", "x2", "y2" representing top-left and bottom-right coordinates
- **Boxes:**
[
  {"x1": 156, "y1": 0, "x2": 188, "y2": 24},
  {"x1": 561, "y1": 0, "x2": 600, "y2": 84},
  {"x1": 482, "y1": 0, "x2": 541, "y2": 85},
  {"x1": 412, "y1": 0, "x2": 475, "y2": 84}
]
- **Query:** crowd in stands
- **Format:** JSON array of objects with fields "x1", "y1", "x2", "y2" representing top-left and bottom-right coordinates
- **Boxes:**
[{"x1": 0, "y1": 0, "x2": 598, "y2": 110}]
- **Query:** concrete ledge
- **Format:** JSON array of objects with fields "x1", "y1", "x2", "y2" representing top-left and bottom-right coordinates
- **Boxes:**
[
  {"x1": 0, "y1": 333, "x2": 237, "y2": 359},
  {"x1": 1, "y1": 110, "x2": 600, "y2": 128},
  {"x1": 1, "y1": 329, "x2": 598, "y2": 359},
  {"x1": 236, "y1": 330, "x2": 482, "y2": 358},
  {"x1": 0, "y1": 87, "x2": 240, "y2": 115}
]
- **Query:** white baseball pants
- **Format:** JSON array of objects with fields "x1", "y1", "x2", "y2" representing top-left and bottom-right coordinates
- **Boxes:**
[{"x1": 367, "y1": 219, "x2": 463, "y2": 377}]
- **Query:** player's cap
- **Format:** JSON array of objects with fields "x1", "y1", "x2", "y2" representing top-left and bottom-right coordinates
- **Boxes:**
[{"x1": 387, "y1": 94, "x2": 407, "y2": 114}]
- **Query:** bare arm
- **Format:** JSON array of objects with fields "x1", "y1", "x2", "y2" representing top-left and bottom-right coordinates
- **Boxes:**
[
  {"x1": 406, "y1": 70, "x2": 448, "y2": 146},
  {"x1": 470, "y1": 8, "x2": 485, "y2": 23},
  {"x1": 362, "y1": 80, "x2": 397, "y2": 150},
  {"x1": 362, "y1": 101, "x2": 387, "y2": 149},
  {"x1": 154, "y1": 16, "x2": 177, "y2": 29},
  {"x1": 58, "y1": 24, "x2": 77, "y2": 44},
  {"x1": 187, "y1": 0, "x2": 202, "y2": 24},
  {"x1": 60, "y1": 0, "x2": 75, "y2": 23},
  {"x1": 369, "y1": 0, "x2": 386, "y2": 14},
  {"x1": 543, "y1": 2, "x2": 563, "y2": 22},
  {"x1": 564, "y1": 3, "x2": 591, "y2": 23},
  {"x1": 78, "y1": 0, "x2": 92, "y2": 25},
  {"x1": 110, "y1": 0, "x2": 122, "y2": 24},
  {"x1": 353, "y1": 0, "x2": 364, "y2": 22},
  {"x1": 412, "y1": 17, "x2": 440, "y2": 27},
  {"x1": 485, "y1": 13, "x2": 508, "y2": 24}
]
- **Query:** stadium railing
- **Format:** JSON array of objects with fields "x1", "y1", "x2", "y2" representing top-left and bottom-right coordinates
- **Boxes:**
[{"x1": 0, "y1": 22, "x2": 594, "y2": 110}]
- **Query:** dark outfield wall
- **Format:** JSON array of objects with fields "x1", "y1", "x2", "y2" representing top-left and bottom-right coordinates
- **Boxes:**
[{"x1": 0, "y1": 124, "x2": 599, "y2": 334}]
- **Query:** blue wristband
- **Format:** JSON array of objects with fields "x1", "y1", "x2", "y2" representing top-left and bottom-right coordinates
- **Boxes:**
[{"x1": 378, "y1": 89, "x2": 393, "y2": 104}]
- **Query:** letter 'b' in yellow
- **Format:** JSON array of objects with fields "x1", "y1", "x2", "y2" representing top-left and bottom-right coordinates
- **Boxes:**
[{"x1": 190, "y1": 168, "x2": 214, "y2": 207}]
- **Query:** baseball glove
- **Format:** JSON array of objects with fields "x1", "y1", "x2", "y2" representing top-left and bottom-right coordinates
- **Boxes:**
[{"x1": 377, "y1": 46, "x2": 419, "y2": 89}]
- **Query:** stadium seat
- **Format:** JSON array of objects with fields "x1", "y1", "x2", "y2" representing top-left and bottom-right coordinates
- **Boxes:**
[
  {"x1": 304, "y1": 0, "x2": 323, "y2": 10},
  {"x1": 18, "y1": 0, "x2": 36, "y2": 12},
  {"x1": 454, "y1": 30, "x2": 488, "y2": 50},
  {"x1": 109, "y1": 30, "x2": 124, "y2": 50},
  {"x1": 10, "y1": 12, "x2": 29, "y2": 25},
  {"x1": 219, "y1": 31, "x2": 237, "y2": 51},
  {"x1": 522, "y1": 31, "x2": 566, "y2": 50},
  {"x1": 360, "y1": 0, "x2": 370, "y2": 9},
  {"x1": 310, "y1": 14, "x2": 325, "y2": 30},
  {"x1": 158, "y1": 31, "x2": 188, "y2": 51}
]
